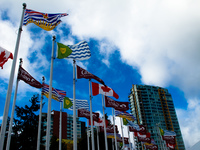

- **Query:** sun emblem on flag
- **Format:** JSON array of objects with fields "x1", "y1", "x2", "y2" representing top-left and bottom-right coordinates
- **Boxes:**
[
  {"x1": 60, "y1": 48, "x2": 66, "y2": 54},
  {"x1": 65, "y1": 99, "x2": 70, "y2": 105}
]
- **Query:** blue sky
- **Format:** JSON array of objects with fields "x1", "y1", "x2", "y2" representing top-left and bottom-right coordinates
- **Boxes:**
[{"x1": 1, "y1": 0, "x2": 200, "y2": 148}]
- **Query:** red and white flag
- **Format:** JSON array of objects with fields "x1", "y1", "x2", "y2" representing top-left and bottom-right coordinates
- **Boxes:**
[
  {"x1": 92, "y1": 82, "x2": 119, "y2": 99},
  {"x1": 89, "y1": 118, "x2": 108, "y2": 127},
  {"x1": 134, "y1": 132, "x2": 151, "y2": 138},
  {"x1": 0, "y1": 46, "x2": 13, "y2": 69}
]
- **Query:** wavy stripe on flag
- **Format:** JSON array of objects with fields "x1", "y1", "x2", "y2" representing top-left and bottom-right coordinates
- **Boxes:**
[
  {"x1": 68, "y1": 98, "x2": 89, "y2": 110},
  {"x1": 67, "y1": 41, "x2": 91, "y2": 60}
]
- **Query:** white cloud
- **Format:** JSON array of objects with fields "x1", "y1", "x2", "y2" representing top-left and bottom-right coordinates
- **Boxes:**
[{"x1": 176, "y1": 98, "x2": 200, "y2": 148}]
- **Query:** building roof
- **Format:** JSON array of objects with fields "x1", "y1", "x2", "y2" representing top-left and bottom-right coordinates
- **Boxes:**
[{"x1": 188, "y1": 141, "x2": 200, "y2": 150}]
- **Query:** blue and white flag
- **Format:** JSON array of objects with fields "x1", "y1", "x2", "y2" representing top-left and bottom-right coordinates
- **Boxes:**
[
  {"x1": 163, "y1": 130, "x2": 176, "y2": 136},
  {"x1": 67, "y1": 41, "x2": 91, "y2": 60},
  {"x1": 68, "y1": 98, "x2": 89, "y2": 110}
]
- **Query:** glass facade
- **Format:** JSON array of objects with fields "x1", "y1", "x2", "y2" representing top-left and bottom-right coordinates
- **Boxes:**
[{"x1": 129, "y1": 85, "x2": 185, "y2": 150}]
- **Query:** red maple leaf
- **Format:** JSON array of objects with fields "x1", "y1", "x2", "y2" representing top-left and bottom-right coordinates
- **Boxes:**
[{"x1": 101, "y1": 86, "x2": 111, "y2": 92}]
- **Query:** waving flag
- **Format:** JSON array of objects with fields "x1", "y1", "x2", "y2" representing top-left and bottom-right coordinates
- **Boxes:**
[
  {"x1": 67, "y1": 41, "x2": 91, "y2": 60},
  {"x1": 159, "y1": 128, "x2": 176, "y2": 136},
  {"x1": 78, "y1": 108, "x2": 99, "y2": 121},
  {"x1": 42, "y1": 83, "x2": 66, "y2": 102},
  {"x1": 23, "y1": 9, "x2": 68, "y2": 31},
  {"x1": 0, "y1": 46, "x2": 13, "y2": 69},
  {"x1": 56, "y1": 42, "x2": 72, "y2": 59},
  {"x1": 115, "y1": 110, "x2": 136, "y2": 121},
  {"x1": 68, "y1": 98, "x2": 89, "y2": 110},
  {"x1": 105, "y1": 96, "x2": 129, "y2": 111},
  {"x1": 89, "y1": 118, "x2": 109, "y2": 127},
  {"x1": 92, "y1": 82, "x2": 119, "y2": 99},
  {"x1": 63, "y1": 97, "x2": 73, "y2": 109},
  {"x1": 76, "y1": 65, "x2": 105, "y2": 85},
  {"x1": 107, "y1": 133, "x2": 121, "y2": 140},
  {"x1": 17, "y1": 66, "x2": 42, "y2": 88}
]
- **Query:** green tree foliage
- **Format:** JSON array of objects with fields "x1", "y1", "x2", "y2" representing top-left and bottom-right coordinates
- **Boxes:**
[{"x1": 9, "y1": 95, "x2": 45, "y2": 150}]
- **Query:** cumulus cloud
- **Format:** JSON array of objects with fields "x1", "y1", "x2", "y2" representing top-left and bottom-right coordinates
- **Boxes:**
[
  {"x1": 1, "y1": 0, "x2": 200, "y2": 148},
  {"x1": 176, "y1": 98, "x2": 200, "y2": 148}
]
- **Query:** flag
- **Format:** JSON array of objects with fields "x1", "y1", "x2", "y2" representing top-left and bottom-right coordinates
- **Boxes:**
[
  {"x1": 144, "y1": 143, "x2": 158, "y2": 150},
  {"x1": 134, "y1": 132, "x2": 151, "y2": 138},
  {"x1": 17, "y1": 66, "x2": 42, "y2": 88},
  {"x1": 138, "y1": 136, "x2": 151, "y2": 143},
  {"x1": 159, "y1": 128, "x2": 176, "y2": 136},
  {"x1": 123, "y1": 118, "x2": 140, "y2": 131},
  {"x1": 107, "y1": 133, "x2": 121, "y2": 140},
  {"x1": 63, "y1": 97, "x2": 73, "y2": 109},
  {"x1": 105, "y1": 96, "x2": 129, "y2": 111},
  {"x1": 99, "y1": 125, "x2": 118, "y2": 133},
  {"x1": 42, "y1": 83, "x2": 66, "y2": 102},
  {"x1": 92, "y1": 82, "x2": 119, "y2": 99},
  {"x1": 56, "y1": 42, "x2": 72, "y2": 59},
  {"x1": 124, "y1": 137, "x2": 129, "y2": 144},
  {"x1": 89, "y1": 118, "x2": 108, "y2": 127},
  {"x1": 115, "y1": 110, "x2": 136, "y2": 121},
  {"x1": 76, "y1": 65, "x2": 105, "y2": 85},
  {"x1": 66, "y1": 41, "x2": 91, "y2": 60},
  {"x1": 166, "y1": 143, "x2": 176, "y2": 149},
  {"x1": 23, "y1": 9, "x2": 68, "y2": 31},
  {"x1": 0, "y1": 46, "x2": 13, "y2": 69},
  {"x1": 77, "y1": 108, "x2": 99, "y2": 122},
  {"x1": 68, "y1": 98, "x2": 89, "y2": 110}
]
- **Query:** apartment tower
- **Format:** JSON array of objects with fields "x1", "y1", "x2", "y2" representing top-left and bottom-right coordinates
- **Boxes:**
[{"x1": 129, "y1": 84, "x2": 185, "y2": 150}]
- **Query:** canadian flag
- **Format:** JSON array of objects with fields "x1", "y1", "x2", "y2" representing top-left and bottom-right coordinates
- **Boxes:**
[
  {"x1": 92, "y1": 82, "x2": 119, "y2": 99},
  {"x1": 134, "y1": 132, "x2": 151, "y2": 138},
  {"x1": 0, "y1": 46, "x2": 13, "y2": 69}
]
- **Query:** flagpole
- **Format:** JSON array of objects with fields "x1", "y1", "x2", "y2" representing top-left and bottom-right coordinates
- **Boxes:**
[
  {"x1": 0, "y1": 4, "x2": 26, "y2": 149},
  {"x1": 89, "y1": 79, "x2": 95, "y2": 150},
  {"x1": 87, "y1": 120, "x2": 90, "y2": 150},
  {"x1": 102, "y1": 95, "x2": 108, "y2": 150},
  {"x1": 36, "y1": 76, "x2": 45, "y2": 150},
  {"x1": 120, "y1": 118, "x2": 125, "y2": 149},
  {"x1": 96, "y1": 126, "x2": 100, "y2": 150},
  {"x1": 46, "y1": 36, "x2": 56, "y2": 150},
  {"x1": 127, "y1": 126, "x2": 131, "y2": 150},
  {"x1": 59, "y1": 101, "x2": 62, "y2": 150},
  {"x1": 113, "y1": 108, "x2": 118, "y2": 150},
  {"x1": 73, "y1": 59, "x2": 77, "y2": 150},
  {"x1": 5, "y1": 58, "x2": 22, "y2": 150}
]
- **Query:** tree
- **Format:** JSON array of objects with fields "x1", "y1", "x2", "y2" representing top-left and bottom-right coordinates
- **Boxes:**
[{"x1": 10, "y1": 95, "x2": 45, "y2": 150}]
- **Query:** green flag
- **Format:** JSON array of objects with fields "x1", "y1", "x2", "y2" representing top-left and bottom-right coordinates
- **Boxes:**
[
  {"x1": 159, "y1": 127, "x2": 164, "y2": 136},
  {"x1": 56, "y1": 42, "x2": 72, "y2": 59},
  {"x1": 123, "y1": 118, "x2": 128, "y2": 125},
  {"x1": 63, "y1": 97, "x2": 73, "y2": 109}
]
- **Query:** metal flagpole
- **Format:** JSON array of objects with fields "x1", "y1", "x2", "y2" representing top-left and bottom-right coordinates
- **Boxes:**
[
  {"x1": 36, "y1": 76, "x2": 45, "y2": 150},
  {"x1": 89, "y1": 79, "x2": 95, "y2": 150},
  {"x1": 87, "y1": 120, "x2": 90, "y2": 150},
  {"x1": 102, "y1": 95, "x2": 108, "y2": 150},
  {"x1": 127, "y1": 126, "x2": 131, "y2": 150},
  {"x1": 59, "y1": 101, "x2": 62, "y2": 150},
  {"x1": 96, "y1": 126, "x2": 100, "y2": 150},
  {"x1": 6, "y1": 58, "x2": 22, "y2": 150},
  {"x1": 120, "y1": 118, "x2": 125, "y2": 149},
  {"x1": 0, "y1": 3, "x2": 26, "y2": 149},
  {"x1": 73, "y1": 59, "x2": 77, "y2": 150},
  {"x1": 46, "y1": 36, "x2": 56, "y2": 150},
  {"x1": 113, "y1": 108, "x2": 118, "y2": 150}
]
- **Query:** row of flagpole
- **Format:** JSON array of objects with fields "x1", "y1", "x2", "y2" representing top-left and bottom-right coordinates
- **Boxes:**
[{"x1": 0, "y1": 3, "x2": 176, "y2": 150}]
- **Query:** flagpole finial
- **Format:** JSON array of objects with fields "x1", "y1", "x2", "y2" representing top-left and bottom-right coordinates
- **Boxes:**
[
  {"x1": 53, "y1": 36, "x2": 56, "y2": 41},
  {"x1": 19, "y1": 58, "x2": 23, "y2": 66},
  {"x1": 42, "y1": 76, "x2": 45, "y2": 82},
  {"x1": 23, "y1": 3, "x2": 26, "y2": 9}
]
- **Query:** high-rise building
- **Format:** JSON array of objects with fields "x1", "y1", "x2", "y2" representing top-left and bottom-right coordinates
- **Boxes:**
[
  {"x1": 41, "y1": 111, "x2": 86, "y2": 144},
  {"x1": 129, "y1": 84, "x2": 185, "y2": 150}
]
